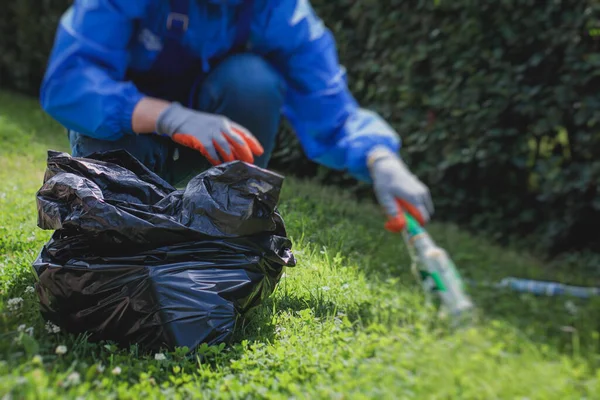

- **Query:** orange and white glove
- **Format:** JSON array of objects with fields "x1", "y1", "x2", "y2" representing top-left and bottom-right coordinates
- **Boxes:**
[
  {"x1": 156, "y1": 102, "x2": 263, "y2": 165},
  {"x1": 367, "y1": 145, "x2": 434, "y2": 232}
]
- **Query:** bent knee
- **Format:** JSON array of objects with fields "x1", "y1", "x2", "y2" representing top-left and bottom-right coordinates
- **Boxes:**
[{"x1": 211, "y1": 53, "x2": 285, "y2": 99}]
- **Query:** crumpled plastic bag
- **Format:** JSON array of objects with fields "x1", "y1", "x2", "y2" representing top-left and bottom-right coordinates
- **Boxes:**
[{"x1": 32, "y1": 150, "x2": 296, "y2": 351}]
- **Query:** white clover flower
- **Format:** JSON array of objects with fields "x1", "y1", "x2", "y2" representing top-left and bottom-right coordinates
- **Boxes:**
[
  {"x1": 321, "y1": 286, "x2": 330, "y2": 291},
  {"x1": 275, "y1": 325, "x2": 286, "y2": 335},
  {"x1": 560, "y1": 326, "x2": 577, "y2": 333},
  {"x1": 65, "y1": 372, "x2": 81, "y2": 386},
  {"x1": 7, "y1": 297, "x2": 24, "y2": 311},
  {"x1": 565, "y1": 300, "x2": 578, "y2": 315},
  {"x1": 96, "y1": 363, "x2": 105, "y2": 373},
  {"x1": 112, "y1": 366, "x2": 122, "y2": 375},
  {"x1": 45, "y1": 321, "x2": 61, "y2": 334},
  {"x1": 55, "y1": 345, "x2": 68, "y2": 355},
  {"x1": 341, "y1": 283, "x2": 350, "y2": 290},
  {"x1": 154, "y1": 353, "x2": 166, "y2": 361},
  {"x1": 17, "y1": 324, "x2": 26, "y2": 332},
  {"x1": 25, "y1": 286, "x2": 35, "y2": 294}
]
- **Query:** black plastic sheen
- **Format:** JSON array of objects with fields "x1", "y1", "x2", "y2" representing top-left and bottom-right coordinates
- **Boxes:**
[{"x1": 32, "y1": 150, "x2": 295, "y2": 351}]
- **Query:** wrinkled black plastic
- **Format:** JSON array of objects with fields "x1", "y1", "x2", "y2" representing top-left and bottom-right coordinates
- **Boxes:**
[{"x1": 32, "y1": 150, "x2": 295, "y2": 351}]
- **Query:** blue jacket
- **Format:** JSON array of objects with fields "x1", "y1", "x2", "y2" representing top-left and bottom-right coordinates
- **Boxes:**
[{"x1": 40, "y1": 0, "x2": 401, "y2": 182}]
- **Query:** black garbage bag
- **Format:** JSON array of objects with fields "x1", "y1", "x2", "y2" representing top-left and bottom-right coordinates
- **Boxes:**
[{"x1": 32, "y1": 150, "x2": 296, "y2": 352}]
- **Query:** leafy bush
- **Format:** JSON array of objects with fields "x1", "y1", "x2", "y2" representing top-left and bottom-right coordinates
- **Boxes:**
[
  {"x1": 1, "y1": 0, "x2": 599, "y2": 257},
  {"x1": 0, "y1": 1, "x2": 71, "y2": 95}
]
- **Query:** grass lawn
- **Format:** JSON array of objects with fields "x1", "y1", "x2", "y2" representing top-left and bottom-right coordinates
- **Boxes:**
[{"x1": 1, "y1": 89, "x2": 599, "y2": 399}]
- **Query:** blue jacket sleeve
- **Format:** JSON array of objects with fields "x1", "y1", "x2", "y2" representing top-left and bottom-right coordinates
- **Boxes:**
[
  {"x1": 251, "y1": 0, "x2": 401, "y2": 182},
  {"x1": 40, "y1": 1, "x2": 149, "y2": 141}
]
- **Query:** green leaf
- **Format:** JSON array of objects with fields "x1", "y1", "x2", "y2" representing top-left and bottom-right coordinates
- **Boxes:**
[{"x1": 20, "y1": 334, "x2": 39, "y2": 357}]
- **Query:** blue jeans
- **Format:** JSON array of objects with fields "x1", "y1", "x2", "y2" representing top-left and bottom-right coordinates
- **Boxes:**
[{"x1": 68, "y1": 53, "x2": 285, "y2": 186}]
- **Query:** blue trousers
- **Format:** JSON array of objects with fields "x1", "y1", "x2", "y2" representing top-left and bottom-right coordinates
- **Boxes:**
[{"x1": 68, "y1": 53, "x2": 285, "y2": 186}]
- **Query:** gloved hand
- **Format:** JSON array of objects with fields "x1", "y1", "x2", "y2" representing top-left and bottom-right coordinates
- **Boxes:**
[
  {"x1": 156, "y1": 102, "x2": 264, "y2": 165},
  {"x1": 367, "y1": 145, "x2": 434, "y2": 232}
]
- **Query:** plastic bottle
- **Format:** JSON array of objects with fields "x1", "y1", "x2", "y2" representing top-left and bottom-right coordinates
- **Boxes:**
[{"x1": 403, "y1": 214, "x2": 475, "y2": 324}]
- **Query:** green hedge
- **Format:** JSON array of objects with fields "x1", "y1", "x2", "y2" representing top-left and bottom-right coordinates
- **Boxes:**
[
  {"x1": 0, "y1": 1, "x2": 69, "y2": 94},
  {"x1": 2, "y1": 0, "x2": 600, "y2": 258},
  {"x1": 271, "y1": 0, "x2": 600, "y2": 258}
]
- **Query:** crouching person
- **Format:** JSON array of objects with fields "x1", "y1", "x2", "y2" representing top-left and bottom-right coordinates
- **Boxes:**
[{"x1": 40, "y1": 0, "x2": 434, "y2": 230}]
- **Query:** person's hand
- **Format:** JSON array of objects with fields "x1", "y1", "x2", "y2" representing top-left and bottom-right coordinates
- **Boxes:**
[
  {"x1": 367, "y1": 145, "x2": 434, "y2": 232},
  {"x1": 155, "y1": 102, "x2": 264, "y2": 165}
]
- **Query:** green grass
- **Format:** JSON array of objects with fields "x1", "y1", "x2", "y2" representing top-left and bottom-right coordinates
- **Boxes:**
[{"x1": 1, "y1": 89, "x2": 599, "y2": 399}]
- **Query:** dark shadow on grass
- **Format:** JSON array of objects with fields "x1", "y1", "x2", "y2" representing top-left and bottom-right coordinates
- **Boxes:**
[
  {"x1": 229, "y1": 290, "x2": 379, "y2": 348},
  {"x1": 230, "y1": 294, "x2": 342, "y2": 345}
]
